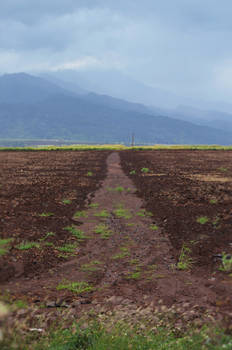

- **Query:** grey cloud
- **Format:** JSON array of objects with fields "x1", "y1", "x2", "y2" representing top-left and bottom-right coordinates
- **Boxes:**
[
  {"x1": 1, "y1": 0, "x2": 232, "y2": 105},
  {"x1": 2, "y1": 0, "x2": 232, "y2": 28}
]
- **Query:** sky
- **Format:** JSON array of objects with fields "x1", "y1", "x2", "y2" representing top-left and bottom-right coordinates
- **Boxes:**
[{"x1": 1, "y1": 0, "x2": 232, "y2": 106}]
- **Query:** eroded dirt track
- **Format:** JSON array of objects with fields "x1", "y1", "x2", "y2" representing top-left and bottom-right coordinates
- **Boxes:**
[{"x1": 1, "y1": 150, "x2": 232, "y2": 329}]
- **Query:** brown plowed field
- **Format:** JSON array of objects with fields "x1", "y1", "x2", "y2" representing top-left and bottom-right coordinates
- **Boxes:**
[
  {"x1": 120, "y1": 150, "x2": 232, "y2": 266},
  {"x1": 121, "y1": 150, "x2": 232, "y2": 311},
  {"x1": 1, "y1": 150, "x2": 232, "y2": 332},
  {"x1": 0, "y1": 151, "x2": 109, "y2": 282}
]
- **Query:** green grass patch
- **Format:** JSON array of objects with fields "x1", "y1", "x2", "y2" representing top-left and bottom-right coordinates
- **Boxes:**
[
  {"x1": 129, "y1": 170, "x2": 136, "y2": 175},
  {"x1": 44, "y1": 242, "x2": 54, "y2": 247},
  {"x1": 94, "y1": 210, "x2": 110, "y2": 218},
  {"x1": 136, "y1": 209, "x2": 153, "y2": 217},
  {"x1": 39, "y1": 212, "x2": 54, "y2": 217},
  {"x1": 107, "y1": 186, "x2": 124, "y2": 192},
  {"x1": 177, "y1": 244, "x2": 193, "y2": 271},
  {"x1": 141, "y1": 167, "x2": 149, "y2": 173},
  {"x1": 64, "y1": 226, "x2": 86, "y2": 240},
  {"x1": 14, "y1": 299, "x2": 28, "y2": 309},
  {"x1": 81, "y1": 260, "x2": 103, "y2": 272},
  {"x1": 57, "y1": 280, "x2": 94, "y2": 294},
  {"x1": 4, "y1": 143, "x2": 232, "y2": 151},
  {"x1": 74, "y1": 210, "x2": 88, "y2": 219},
  {"x1": 112, "y1": 247, "x2": 130, "y2": 260},
  {"x1": 0, "y1": 238, "x2": 13, "y2": 256},
  {"x1": 94, "y1": 224, "x2": 112, "y2": 239},
  {"x1": 219, "y1": 253, "x2": 232, "y2": 272},
  {"x1": 16, "y1": 241, "x2": 40, "y2": 250},
  {"x1": 126, "y1": 270, "x2": 141, "y2": 280},
  {"x1": 113, "y1": 207, "x2": 132, "y2": 219},
  {"x1": 62, "y1": 199, "x2": 72, "y2": 205},
  {"x1": 57, "y1": 243, "x2": 77, "y2": 253},
  {"x1": 129, "y1": 259, "x2": 140, "y2": 265},
  {"x1": 58, "y1": 253, "x2": 70, "y2": 259},
  {"x1": 218, "y1": 167, "x2": 228, "y2": 172},
  {"x1": 150, "y1": 224, "x2": 158, "y2": 230},
  {"x1": 1, "y1": 321, "x2": 232, "y2": 350},
  {"x1": 126, "y1": 223, "x2": 135, "y2": 227},
  {"x1": 209, "y1": 198, "x2": 217, "y2": 204},
  {"x1": 87, "y1": 171, "x2": 93, "y2": 176},
  {"x1": 89, "y1": 203, "x2": 99, "y2": 209},
  {"x1": 196, "y1": 216, "x2": 209, "y2": 224},
  {"x1": 114, "y1": 186, "x2": 125, "y2": 193}
]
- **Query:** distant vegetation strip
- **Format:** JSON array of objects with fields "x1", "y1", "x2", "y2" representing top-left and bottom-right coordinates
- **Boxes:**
[{"x1": 1, "y1": 144, "x2": 232, "y2": 151}]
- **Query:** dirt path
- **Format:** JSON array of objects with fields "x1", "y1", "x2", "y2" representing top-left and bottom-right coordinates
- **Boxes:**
[{"x1": 2, "y1": 152, "x2": 231, "y2": 326}]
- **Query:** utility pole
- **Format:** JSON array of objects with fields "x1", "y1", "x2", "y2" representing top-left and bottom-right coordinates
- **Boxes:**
[{"x1": 131, "y1": 133, "x2": 135, "y2": 147}]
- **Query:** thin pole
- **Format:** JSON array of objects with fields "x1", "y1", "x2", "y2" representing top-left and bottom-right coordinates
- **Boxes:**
[{"x1": 131, "y1": 133, "x2": 135, "y2": 147}]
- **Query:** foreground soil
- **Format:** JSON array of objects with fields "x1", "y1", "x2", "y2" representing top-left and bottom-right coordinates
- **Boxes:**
[
  {"x1": 121, "y1": 151, "x2": 232, "y2": 314},
  {"x1": 0, "y1": 151, "x2": 109, "y2": 281},
  {"x1": 1, "y1": 150, "x2": 232, "y2": 333}
]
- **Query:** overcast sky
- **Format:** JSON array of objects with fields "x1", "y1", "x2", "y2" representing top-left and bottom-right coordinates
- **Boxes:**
[{"x1": 1, "y1": 0, "x2": 232, "y2": 104}]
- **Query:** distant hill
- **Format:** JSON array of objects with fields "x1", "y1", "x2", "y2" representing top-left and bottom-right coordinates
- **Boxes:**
[
  {"x1": 0, "y1": 72, "x2": 73, "y2": 104},
  {"x1": 40, "y1": 73, "x2": 87, "y2": 96},
  {"x1": 160, "y1": 105, "x2": 232, "y2": 133},
  {"x1": 0, "y1": 72, "x2": 232, "y2": 145},
  {"x1": 43, "y1": 69, "x2": 232, "y2": 113},
  {"x1": 43, "y1": 69, "x2": 182, "y2": 109}
]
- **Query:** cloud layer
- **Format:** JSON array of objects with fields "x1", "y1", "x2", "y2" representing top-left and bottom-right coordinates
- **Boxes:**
[{"x1": 1, "y1": 0, "x2": 232, "y2": 104}]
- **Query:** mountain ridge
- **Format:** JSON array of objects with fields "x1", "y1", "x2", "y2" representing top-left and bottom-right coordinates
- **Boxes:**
[{"x1": 0, "y1": 72, "x2": 232, "y2": 145}]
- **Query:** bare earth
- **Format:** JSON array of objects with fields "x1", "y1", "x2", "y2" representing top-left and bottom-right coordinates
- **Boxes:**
[{"x1": 1, "y1": 150, "x2": 232, "y2": 329}]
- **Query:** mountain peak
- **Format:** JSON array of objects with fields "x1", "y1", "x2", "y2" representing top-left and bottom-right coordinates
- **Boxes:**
[{"x1": 0, "y1": 72, "x2": 71, "y2": 104}]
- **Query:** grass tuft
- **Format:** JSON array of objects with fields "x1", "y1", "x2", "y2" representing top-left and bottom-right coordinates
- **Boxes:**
[
  {"x1": 57, "y1": 243, "x2": 78, "y2": 253},
  {"x1": 141, "y1": 167, "x2": 149, "y2": 173},
  {"x1": 39, "y1": 212, "x2": 54, "y2": 217},
  {"x1": 150, "y1": 224, "x2": 158, "y2": 230},
  {"x1": 94, "y1": 210, "x2": 110, "y2": 218},
  {"x1": 177, "y1": 244, "x2": 193, "y2": 270},
  {"x1": 16, "y1": 241, "x2": 40, "y2": 250},
  {"x1": 136, "y1": 209, "x2": 153, "y2": 217},
  {"x1": 89, "y1": 203, "x2": 99, "y2": 209},
  {"x1": 196, "y1": 216, "x2": 209, "y2": 224},
  {"x1": 74, "y1": 210, "x2": 88, "y2": 219},
  {"x1": 62, "y1": 199, "x2": 72, "y2": 204},
  {"x1": 81, "y1": 260, "x2": 103, "y2": 272},
  {"x1": 112, "y1": 247, "x2": 130, "y2": 259},
  {"x1": 64, "y1": 226, "x2": 86, "y2": 240},
  {"x1": 114, "y1": 186, "x2": 125, "y2": 193},
  {"x1": 209, "y1": 198, "x2": 217, "y2": 204},
  {"x1": 94, "y1": 224, "x2": 112, "y2": 239},
  {"x1": 57, "y1": 280, "x2": 94, "y2": 294},
  {"x1": 0, "y1": 238, "x2": 13, "y2": 256},
  {"x1": 219, "y1": 253, "x2": 232, "y2": 272},
  {"x1": 113, "y1": 207, "x2": 132, "y2": 219},
  {"x1": 126, "y1": 270, "x2": 141, "y2": 279}
]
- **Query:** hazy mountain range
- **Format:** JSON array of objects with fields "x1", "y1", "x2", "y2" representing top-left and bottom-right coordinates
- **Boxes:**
[
  {"x1": 41, "y1": 69, "x2": 232, "y2": 114},
  {"x1": 1, "y1": 72, "x2": 232, "y2": 146}
]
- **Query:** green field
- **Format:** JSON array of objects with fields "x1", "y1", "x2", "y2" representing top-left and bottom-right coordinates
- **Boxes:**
[{"x1": 1, "y1": 143, "x2": 232, "y2": 151}]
